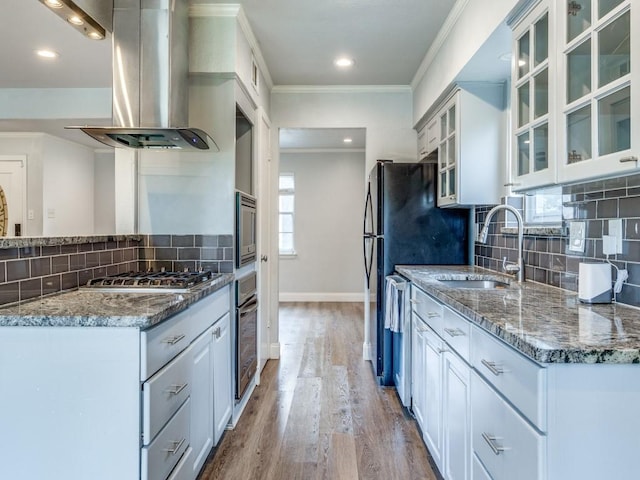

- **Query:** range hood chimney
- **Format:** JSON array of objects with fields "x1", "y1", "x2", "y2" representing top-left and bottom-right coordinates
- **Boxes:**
[{"x1": 71, "y1": 0, "x2": 217, "y2": 150}]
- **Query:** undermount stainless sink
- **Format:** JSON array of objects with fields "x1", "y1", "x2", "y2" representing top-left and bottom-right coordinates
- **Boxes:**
[{"x1": 437, "y1": 279, "x2": 509, "y2": 289}]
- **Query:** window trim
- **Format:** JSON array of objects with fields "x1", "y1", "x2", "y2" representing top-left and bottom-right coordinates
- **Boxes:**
[{"x1": 278, "y1": 173, "x2": 296, "y2": 255}]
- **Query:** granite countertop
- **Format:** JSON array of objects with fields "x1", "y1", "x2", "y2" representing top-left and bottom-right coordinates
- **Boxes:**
[
  {"x1": 396, "y1": 265, "x2": 640, "y2": 365},
  {"x1": 0, "y1": 273, "x2": 234, "y2": 329}
]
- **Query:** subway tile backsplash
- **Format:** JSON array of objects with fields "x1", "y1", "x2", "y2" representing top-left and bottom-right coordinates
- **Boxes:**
[
  {"x1": 475, "y1": 173, "x2": 640, "y2": 308},
  {"x1": 0, "y1": 234, "x2": 234, "y2": 306}
]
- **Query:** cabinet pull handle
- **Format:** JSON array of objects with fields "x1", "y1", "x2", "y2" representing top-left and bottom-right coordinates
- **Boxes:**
[
  {"x1": 167, "y1": 383, "x2": 188, "y2": 396},
  {"x1": 214, "y1": 326, "x2": 222, "y2": 339},
  {"x1": 481, "y1": 359, "x2": 504, "y2": 376},
  {"x1": 444, "y1": 327, "x2": 465, "y2": 337},
  {"x1": 481, "y1": 432, "x2": 505, "y2": 456},
  {"x1": 504, "y1": 182, "x2": 521, "y2": 187},
  {"x1": 163, "y1": 334, "x2": 186, "y2": 345},
  {"x1": 437, "y1": 348, "x2": 449, "y2": 354},
  {"x1": 163, "y1": 437, "x2": 186, "y2": 455},
  {"x1": 620, "y1": 156, "x2": 638, "y2": 163},
  {"x1": 426, "y1": 312, "x2": 440, "y2": 318}
]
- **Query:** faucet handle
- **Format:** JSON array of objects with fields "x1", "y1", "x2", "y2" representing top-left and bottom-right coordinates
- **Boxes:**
[{"x1": 502, "y1": 257, "x2": 520, "y2": 274}]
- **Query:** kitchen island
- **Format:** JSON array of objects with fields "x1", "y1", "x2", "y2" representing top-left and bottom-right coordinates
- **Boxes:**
[
  {"x1": 397, "y1": 265, "x2": 640, "y2": 480},
  {"x1": 0, "y1": 273, "x2": 234, "y2": 480}
]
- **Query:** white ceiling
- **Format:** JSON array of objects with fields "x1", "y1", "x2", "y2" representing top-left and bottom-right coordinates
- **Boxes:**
[{"x1": 1, "y1": 1, "x2": 511, "y2": 149}]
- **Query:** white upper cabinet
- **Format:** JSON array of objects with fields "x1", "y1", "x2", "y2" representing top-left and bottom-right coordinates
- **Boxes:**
[
  {"x1": 437, "y1": 84, "x2": 504, "y2": 208},
  {"x1": 557, "y1": 0, "x2": 639, "y2": 183},
  {"x1": 510, "y1": 1, "x2": 558, "y2": 190}
]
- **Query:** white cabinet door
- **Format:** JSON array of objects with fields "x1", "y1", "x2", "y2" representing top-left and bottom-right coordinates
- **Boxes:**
[
  {"x1": 442, "y1": 351, "x2": 470, "y2": 480},
  {"x1": 411, "y1": 314, "x2": 427, "y2": 430},
  {"x1": 190, "y1": 327, "x2": 214, "y2": 477},
  {"x1": 557, "y1": 1, "x2": 640, "y2": 184},
  {"x1": 213, "y1": 312, "x2": 232, "y2": 445},
  {"x1": 423, "y1": 326, "x2": 444, "y2": 470}
]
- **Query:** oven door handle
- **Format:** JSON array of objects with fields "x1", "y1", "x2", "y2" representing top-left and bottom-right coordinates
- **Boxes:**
[{"x1": 238, "y1": 297, "x2": 258, "y2": 315}]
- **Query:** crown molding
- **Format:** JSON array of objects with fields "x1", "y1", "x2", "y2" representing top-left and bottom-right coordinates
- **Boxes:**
[
  {"x1": 189, "y1": 4, "x2": 274, "y2": 90},
  {"x1": 410, "y1": 0, "x2": 470, "y2": 90},
  {"x1": 272, "y1": 85, "x2": 412, "y2": 94}
]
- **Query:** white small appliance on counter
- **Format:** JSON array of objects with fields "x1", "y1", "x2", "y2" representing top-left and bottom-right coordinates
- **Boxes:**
[{"x1": 579, "y1": 262, "x2": 612, "y2": 304}]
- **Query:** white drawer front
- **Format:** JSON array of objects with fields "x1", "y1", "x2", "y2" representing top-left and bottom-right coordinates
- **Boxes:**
[
  {"x1": 411, "y1": 286, "x2": 443, "y2": 335},
  {"x1": 142, "y1": 343, "x2": 193, "y2": 445},
  {"x1": 141, "y1": 398, "x2": 190, "y2": 480},
  {"x1": 471, "y1": 326, "x2": 546, "y2": 430},
  {"x1": 471, "y1": 373, "x2": 545, "y2": 480},
  {"x1": 189, "y1": 287, "x2": 230, "y2": 340},
  {"x1": 166, "y1": 446, "x2": 193, "y2": 480},
  {"x1": 442, "y1": 305, "x2": 471, "y2": 362},
  {"x1": 141, "y1": 309, "x2": 194, "y2": 381},
  {"x1": 473, "y1": 453, "x2": 494, "y2": 480}
]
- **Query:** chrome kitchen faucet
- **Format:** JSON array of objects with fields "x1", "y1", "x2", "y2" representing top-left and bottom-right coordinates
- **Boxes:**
[{"x1": 478, "y1": 204, "x2": 525, "y2": 283}]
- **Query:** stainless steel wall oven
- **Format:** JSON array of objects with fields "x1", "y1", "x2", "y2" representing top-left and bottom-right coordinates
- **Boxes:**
[
  {"x1": 235, "y1": 271, "x2": 258, "y2": 399},
  {"x1": 236, "y1": 192, "x2": 257, "y2": 267}
]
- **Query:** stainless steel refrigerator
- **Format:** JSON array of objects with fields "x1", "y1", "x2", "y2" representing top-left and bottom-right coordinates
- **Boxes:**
[{"x1": 363, "y1": 160, "x2": 470, "y2": 385}]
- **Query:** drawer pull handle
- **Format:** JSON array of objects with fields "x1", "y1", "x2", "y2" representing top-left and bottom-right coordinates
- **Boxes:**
[
  {"x1": 164, "y1": 437, "x2": 186, "y2": 455},
  {"x1": 410, "y1": 299, "x2": 420, "y2": 305},
  {"x1": 481, "y1": 432, "x2": 505, "y2": 456},
  {"x1": 437, "y1": 348, "x2": 449, "y2": 354},
  {"x1": 619, "y1": 156, "x2": 638, "y2": 163},
  {"x1": 163, "y1": 334, "x2": 186, "y2": 345},
  {"x1": 167, "y1": 383, "x2": 188, "y2": 396},
  {"x1": 444, "y1": 327, "x2": 465, "y2": 337},
  {"x1": 481, "y1": 359, "x2": 504, "y2": 376},
  {"x1": 426, "y1": 312, "x2": 440, "y2": 318}
]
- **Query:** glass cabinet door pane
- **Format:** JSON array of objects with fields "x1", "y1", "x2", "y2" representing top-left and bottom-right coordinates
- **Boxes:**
[
  {"x1": 567, "y1": 39, "x2": 592, "y2": 103},
  {"x1": 448, "y1": 106, "x2": 456, "y2": 135},
  {"x1": 517, "y1": 132, "x2": 531, "y2": 176},
  {"x1": 448, "y1": 169, "x2": 456, "y2": 196},
  {"x1": 534, "y1": 68, "x2": 549, "y2": 118},
  {"x1": 518, "y1": 31, "x2": 530, "y2": 78},
  {"x1": 533, "y1": 124, "x2": 549, "y2": 172},
  {"x1": 447, "y1": 136, "x2": 456, "y2": 166},
  {"x1": 440, "y1": 172, "x2": 447, "y2": 197},
  {"x1": 518, "y1": 82, "x2": 531, "y2": 127},
  {"x1": 567, "y1": 105, "x2": 592, "y2": 163},
  {"x1": 440, "y1": 143, "x2": 447, "y2": 169},
  {"x1": 598, "y1": 86, "x2": 630, "y2": 155},
  {"x1": 440, "y1": 113, "x2": 447, "y2": 139},
  {"x1": 534, "y1": 13, "x2": 549, "y2": 66},
  {"x1": 598, "y1": 11, "x2": 630, "y2": 88},
  {"x1": 567, "y1": 0, "x2": 592, "y2": 42},
  {"x1": 599, "y1": 0, "x2": 623, "y2": 18}
]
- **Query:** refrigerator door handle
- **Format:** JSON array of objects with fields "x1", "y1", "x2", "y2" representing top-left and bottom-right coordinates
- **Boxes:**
[{"x1": 363, "y1": 182, "x2": 375, "y2": 288}]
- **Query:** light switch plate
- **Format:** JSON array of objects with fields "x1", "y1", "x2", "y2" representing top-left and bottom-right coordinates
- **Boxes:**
[
  {"x1": 569, "y1": 221, "x2": 586, "y2": 253},
  {"x1": 608, "y1": 219, "x2": 623, "y2": 253}
]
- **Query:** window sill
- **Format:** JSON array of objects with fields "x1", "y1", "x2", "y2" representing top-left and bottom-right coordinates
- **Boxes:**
[
  {"x1": 279, "y1": 252, "x2": 298, "y2": 259},
  {"x1": 501, "y1": 226, "x2": 566, "y2": 236}
]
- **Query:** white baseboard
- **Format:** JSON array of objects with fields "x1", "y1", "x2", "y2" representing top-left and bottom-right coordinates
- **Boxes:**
[
  {"x1": 269, "y1": 342, "x2": 280, "y2": 359},
  {"x1": 279, "y1": 292, "x2": 364, "y2": 302}
]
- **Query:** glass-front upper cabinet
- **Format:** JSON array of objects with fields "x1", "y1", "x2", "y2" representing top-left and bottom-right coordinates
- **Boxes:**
[
  {"x1": 436, "y1": 84, "x2": 504, "y2": 208},
  {"x1": 510, "y1": 1, "x2": 558, "y2": 191},
  {"x1": 558, "y1": 0, "x2": 639, "y2": 183}
]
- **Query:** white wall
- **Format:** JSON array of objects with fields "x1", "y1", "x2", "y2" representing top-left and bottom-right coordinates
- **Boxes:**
[
  {"x1": 279, "y1": 151, "x2": 365, "y2": 301},
  {"x1": 412, "y1": 0, "x2": 519, "y2": 125},
  {"x1": 41, "y1": 135, "x2": 95, "y2": 236},
  {"x1": 94, "y1": 150, "x2": 116, "y2": 234}
]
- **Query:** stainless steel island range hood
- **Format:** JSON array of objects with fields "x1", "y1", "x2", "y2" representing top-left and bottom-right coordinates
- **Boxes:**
[{"x1": 69, "y1": 0, "x2": 217, "y2": 150}]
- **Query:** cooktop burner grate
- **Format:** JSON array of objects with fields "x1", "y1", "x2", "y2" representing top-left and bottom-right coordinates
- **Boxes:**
[{"x1": 84, "y1": 270, "x2": 218, "y2": 291}]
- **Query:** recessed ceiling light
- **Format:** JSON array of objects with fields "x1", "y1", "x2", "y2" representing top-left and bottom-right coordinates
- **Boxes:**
[
  {"x1": 44, "y1": 0, "x2": 63, "y2": 8},
  {"x1": 35, "y1": 49, "x2": 60, "y2": 59},
  {"x1": 343, "y1": 137, "x2": 353, "y2": 143},
  {"x1": 334, "y1": 57, "x2": 355, "y2": 68},
  {"x1": 67, "y1": 15, "x2": 84, "y2": 26}
]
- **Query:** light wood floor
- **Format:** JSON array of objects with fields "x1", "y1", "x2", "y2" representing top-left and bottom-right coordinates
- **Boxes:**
[{"x1": 198, "y1": 302, "x2": 438, "y2": 480}]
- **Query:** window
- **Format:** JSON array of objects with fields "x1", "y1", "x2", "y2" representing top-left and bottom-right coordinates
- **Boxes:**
[
  {"x1": 279, "y1": 173, "x2": 295, "y2": 255},
  {"x1": 524, "y1": 186, "x2": 563, "y2": 226}
]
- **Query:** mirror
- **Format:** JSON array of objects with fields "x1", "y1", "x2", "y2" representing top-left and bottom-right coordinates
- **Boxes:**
[{"x1": 0, "y1": 0, "x2": 116, "y2": 237}]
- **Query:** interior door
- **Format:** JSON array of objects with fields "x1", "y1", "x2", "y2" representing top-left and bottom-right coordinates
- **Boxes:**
[
  {"x1": 0, "y1": 156, "x2": 26, "y2": 237},
  {"x1": 257, "y1": 109, "x2": 272, "y2": 375}
]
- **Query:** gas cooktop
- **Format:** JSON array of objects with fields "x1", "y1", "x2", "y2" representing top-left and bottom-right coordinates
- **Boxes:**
[{"x1": 83, "y1": 270, "x2": 220, "y2": 293}]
